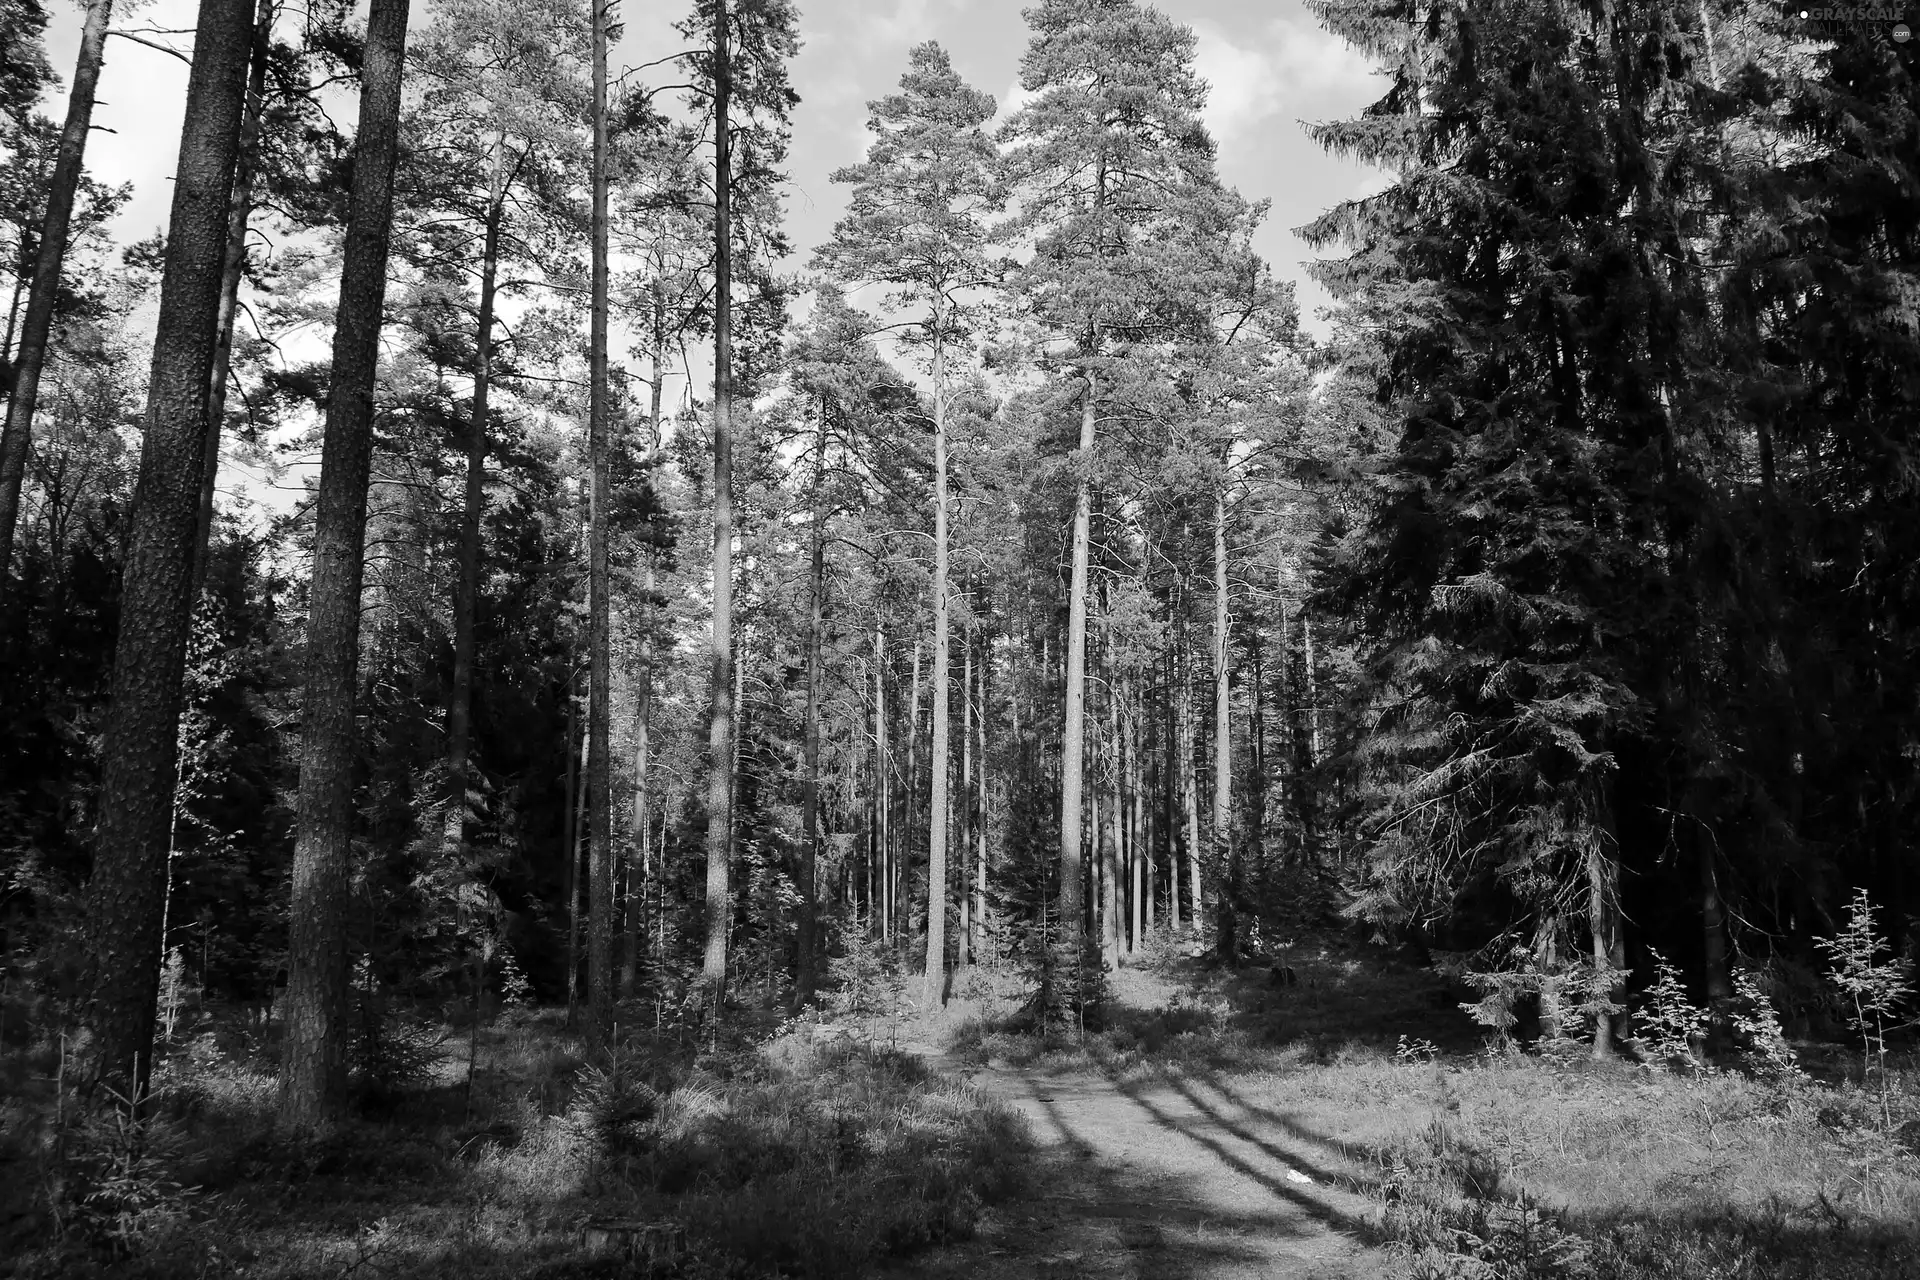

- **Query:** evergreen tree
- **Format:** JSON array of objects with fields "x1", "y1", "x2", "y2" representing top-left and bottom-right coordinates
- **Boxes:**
[
  {"x1": 79, "y1": 0, "x2": 256, "y2": 1105},
  {"x1": 280, "y1": 0, "x2": 412, "y2": 1128},
  {"x1": 816, "y1": 40, "x2": 1000, "y2": 1009},
  {"x1": 1001, "y1": 0, "x2": 1247, "y2": 956}
]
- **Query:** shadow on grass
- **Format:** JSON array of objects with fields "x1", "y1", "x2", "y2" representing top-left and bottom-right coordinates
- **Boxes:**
[{"x1": 933, "y1": 937, "x2": 1920, "y2": 1280}]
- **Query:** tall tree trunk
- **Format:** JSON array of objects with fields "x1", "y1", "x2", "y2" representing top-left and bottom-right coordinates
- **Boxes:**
[
  {"x1": 1121, "y1": 690, "x2": 1136, "y2": 951},
  {"x1": 1212, "y1": 494, "x2": 1236, "y2": 968},
  {"x1": 0, "y1": 0, "x2": 112, "y2": 594},
  {"x1": 278, "y1": 0, "x2": 409, "y2": 1129},
  {"x1": 925, "y1": 333, "x2": 950, "y2": 1008},
  {"x1": 78, "y1": 0, "x2": 252, "y2": 1107},
  {"x1": 1163, "y1": 642, "x2": 1179, "y2": 934},
  {"x1": 1058, "y1": 370, "x2": 1096, "y2": 952},
  {"x1": 444, "y1": 143, "x2": 507, "y2": 859},
  {"x1": 700, "y1": 1, "x2": 734, "y2": 1005},
  {"x1": 190, "y1": 0, "x2": 274, "y2": 602},
  {"x1": 1102, "y1": 656, "x2": 1123, "y2": 967},
  {"x1": 563, "y1": 692, "x2": 579, "y2": 1022},
  {"x1": 959, "y1": 624, "x2": 973, "y2": 969},
  {"x1": 1180, "y1": 609, "x2": 1202, "y2": 931},
  {"x1": 585, "y1": 0, "x2": 614, "y2": 1039},
  {"x1": 624, "y1": 371, "x2": 667, "y2": 997},
  {"x1": 973, "y1": 625, "x2": 989, "y2": 964},
  {"x1": 1699, "y1": 826, "x2": 1732, "y2": 1004},
  {"x1": 906, "y1": 630, "x2": 921, "y2": 948},
  {"x1": 795, "y1": 444, "x2": 824, "y2": 1010},
  {"x1": 873, "y1": 624, "x2": 890, "y2": 940},
  {"x1": 1588, "y1": 787, "x2": 1626, "y2": 1058}
]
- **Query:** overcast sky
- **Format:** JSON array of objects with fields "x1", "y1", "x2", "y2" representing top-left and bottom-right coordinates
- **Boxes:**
[{"x1": 48, "y1": 0, "x2": 1388, "y2": 340}]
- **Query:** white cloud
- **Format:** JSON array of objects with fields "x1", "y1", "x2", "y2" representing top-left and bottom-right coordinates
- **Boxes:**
[
  {"x1": 1193, "y1": 24, "x2": 1284, "y2": 143},
  {"x1": 1192, "y1": 14, "x2": 1382, "y2": 144}
]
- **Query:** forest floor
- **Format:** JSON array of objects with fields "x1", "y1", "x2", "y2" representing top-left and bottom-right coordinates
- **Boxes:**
[
  {"x1": 4, "y1": 934, "x2": 1919, "y2": 1278},
  {"x1": 879, "y1": 964, "x2": 1389, "y2": 1279},
  {"x1": 882, "y1": 938, "x2": 1920, "y2": 1280}
]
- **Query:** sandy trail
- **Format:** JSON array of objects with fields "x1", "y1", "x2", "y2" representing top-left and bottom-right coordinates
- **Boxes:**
[{"x1": 884, "y1": 1041, "x2": 1392, "y2": 1279}]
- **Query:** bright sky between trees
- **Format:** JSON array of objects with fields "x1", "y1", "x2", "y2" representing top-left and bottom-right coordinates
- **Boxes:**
[{"x1": 49, "y1": 0, "x2": 1386, "y2": 343}]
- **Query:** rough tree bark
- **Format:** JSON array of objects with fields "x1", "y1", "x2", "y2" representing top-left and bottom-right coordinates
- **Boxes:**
[
  {"x1": 700, "y1": 0, "x2": 734, "y2": 1006},
  {"x1": 0, "y1": 0, "x2": 112, "y2": 596},
  {"x1": 79, "y1": 0, "x2": 253, "y2": 1107},
  {"x1": 190, "y1": 0, "x2": 274, "y2": 602},
  {"x1": 278, "y1": 0, "x2": 410, "y2": 1129}
]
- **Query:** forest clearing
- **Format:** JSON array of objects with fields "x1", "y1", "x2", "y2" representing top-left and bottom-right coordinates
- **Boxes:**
[{"x1": 1, "y1": 0, "x2": 1917, "y2": 1275}]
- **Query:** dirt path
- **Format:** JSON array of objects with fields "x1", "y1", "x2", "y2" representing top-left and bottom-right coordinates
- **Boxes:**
[{"x1": 884, "y1": 1044, "x2": 1392, "y2": 1280}]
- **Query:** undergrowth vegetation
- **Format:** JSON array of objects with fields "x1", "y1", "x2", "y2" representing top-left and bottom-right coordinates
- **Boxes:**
[
  {"x1": 0, "y1": 1005, "x2": 1027, "y2": 1279},
  {"x1": 946, "y1": 925, "x2": 1920, "y2": 1279}
]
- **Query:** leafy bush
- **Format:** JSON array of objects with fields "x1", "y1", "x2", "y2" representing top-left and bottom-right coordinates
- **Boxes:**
[
  {"x1": 1628, "y1": 950, "x2": 1706, "y2": 1072},
  {"x1": 1730, "y1": 965, "x2": 1803, "y2": 1081},
  {"x1": 1816, "y1": 889, "x2": 1914, "y2": 1125}
]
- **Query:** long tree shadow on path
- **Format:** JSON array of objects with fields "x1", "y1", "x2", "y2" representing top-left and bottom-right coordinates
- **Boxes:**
[{"x1": 883, "y1": 1053, "x2": 1389, "y2": 1280}]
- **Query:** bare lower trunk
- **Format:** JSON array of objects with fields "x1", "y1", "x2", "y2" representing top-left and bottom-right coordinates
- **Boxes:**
[
  {"x1": 1588, "y1": 794, "x2": 1625, "y2": 1058},
  {"x1": 700, "y1": 3, "x2": 734, "y2": 1006},
  {"x1": 925, "y1": 335, "x2": 950, "y2": 1008},
  {"x1": 623, "y1": 556, "x2": 653, "y2": 999},
  {"x1": 1179, "y1": 618, "x2": 1202, "y2": 932},
  {"x1": 563, "y1": 695, "x2": 579, "y2": 1021},
  {"x1": 973, "y1": 629, "x2": 988, "y2": 963},
  {"x1": 1211, "y1": 495, "x2": 1235, "y2": 968},
  {"x1": 1058, "y1": 374, "x2": 1096, "y2": 950},
  {"x1": 873, "y1": 625, "x2": 890, "y2": 940},
  {"x1": 1121, "y1": 690, "x2": 1136, "y2": 951},
  {"x1": 278, "y1": 0, "x2": 410, "y2": 1131},
  {"x1": 444, "y1": 144, "x2": 507, "y2": 862},
  {"x1": 0, "y1": 0, "x2": 113, "y2": 594},
  {"x1": 796, "y1": 465, "x2": 823, "y2": 1010},
  {"x1": 958, "y1": 625, "x2": 973, "y2": 969},
  {"x1": 79, "y1": 0, "x2": 252, "y2": 1107}
]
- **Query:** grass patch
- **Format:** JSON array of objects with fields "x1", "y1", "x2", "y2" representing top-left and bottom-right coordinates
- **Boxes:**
[
  {"x1": 0, "y1": 1005, "x2": 1029, "y2": 1278},
  {"x1": 942, "y1": 928, "x2": 1920, "y2": 1278}
]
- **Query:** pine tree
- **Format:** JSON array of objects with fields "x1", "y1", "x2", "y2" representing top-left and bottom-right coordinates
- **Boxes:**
[
  {"x1": 816, "y1": 40, "x2": 1000, "y2": 1009},
  {"x1": 675, "y1": 0, "x2": 798, "y2": 1010},
  {"x1": 280, "y1": 0, "x2": 412, "y2": 1129},
  {"x1": 78, "y1": 0, "x2": 255, "y2": 1107},
  {"x1": 0, "y1": 0, "x2": 111, "y2": 597},
  {"x1": 1002, "y1": 0, "x2": 1247, "y2": 955}
]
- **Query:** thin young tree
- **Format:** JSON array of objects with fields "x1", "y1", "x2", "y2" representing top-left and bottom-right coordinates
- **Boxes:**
[
  {"x1": 77, "y1": 0, "x2": 254, "y2": 1106},
  {"x1": 279, "y1": 0, "x2": 412, "y2": 1129},
  {"x1": 815, "y1": 40, "x2": 1000, "y2": 1009},
  {"x1": 0, "y1": 0, "x2": 110, "y2": 596},
  {"x1": 585, "y1": 0, "x2": 616, "y2": 1037}
]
